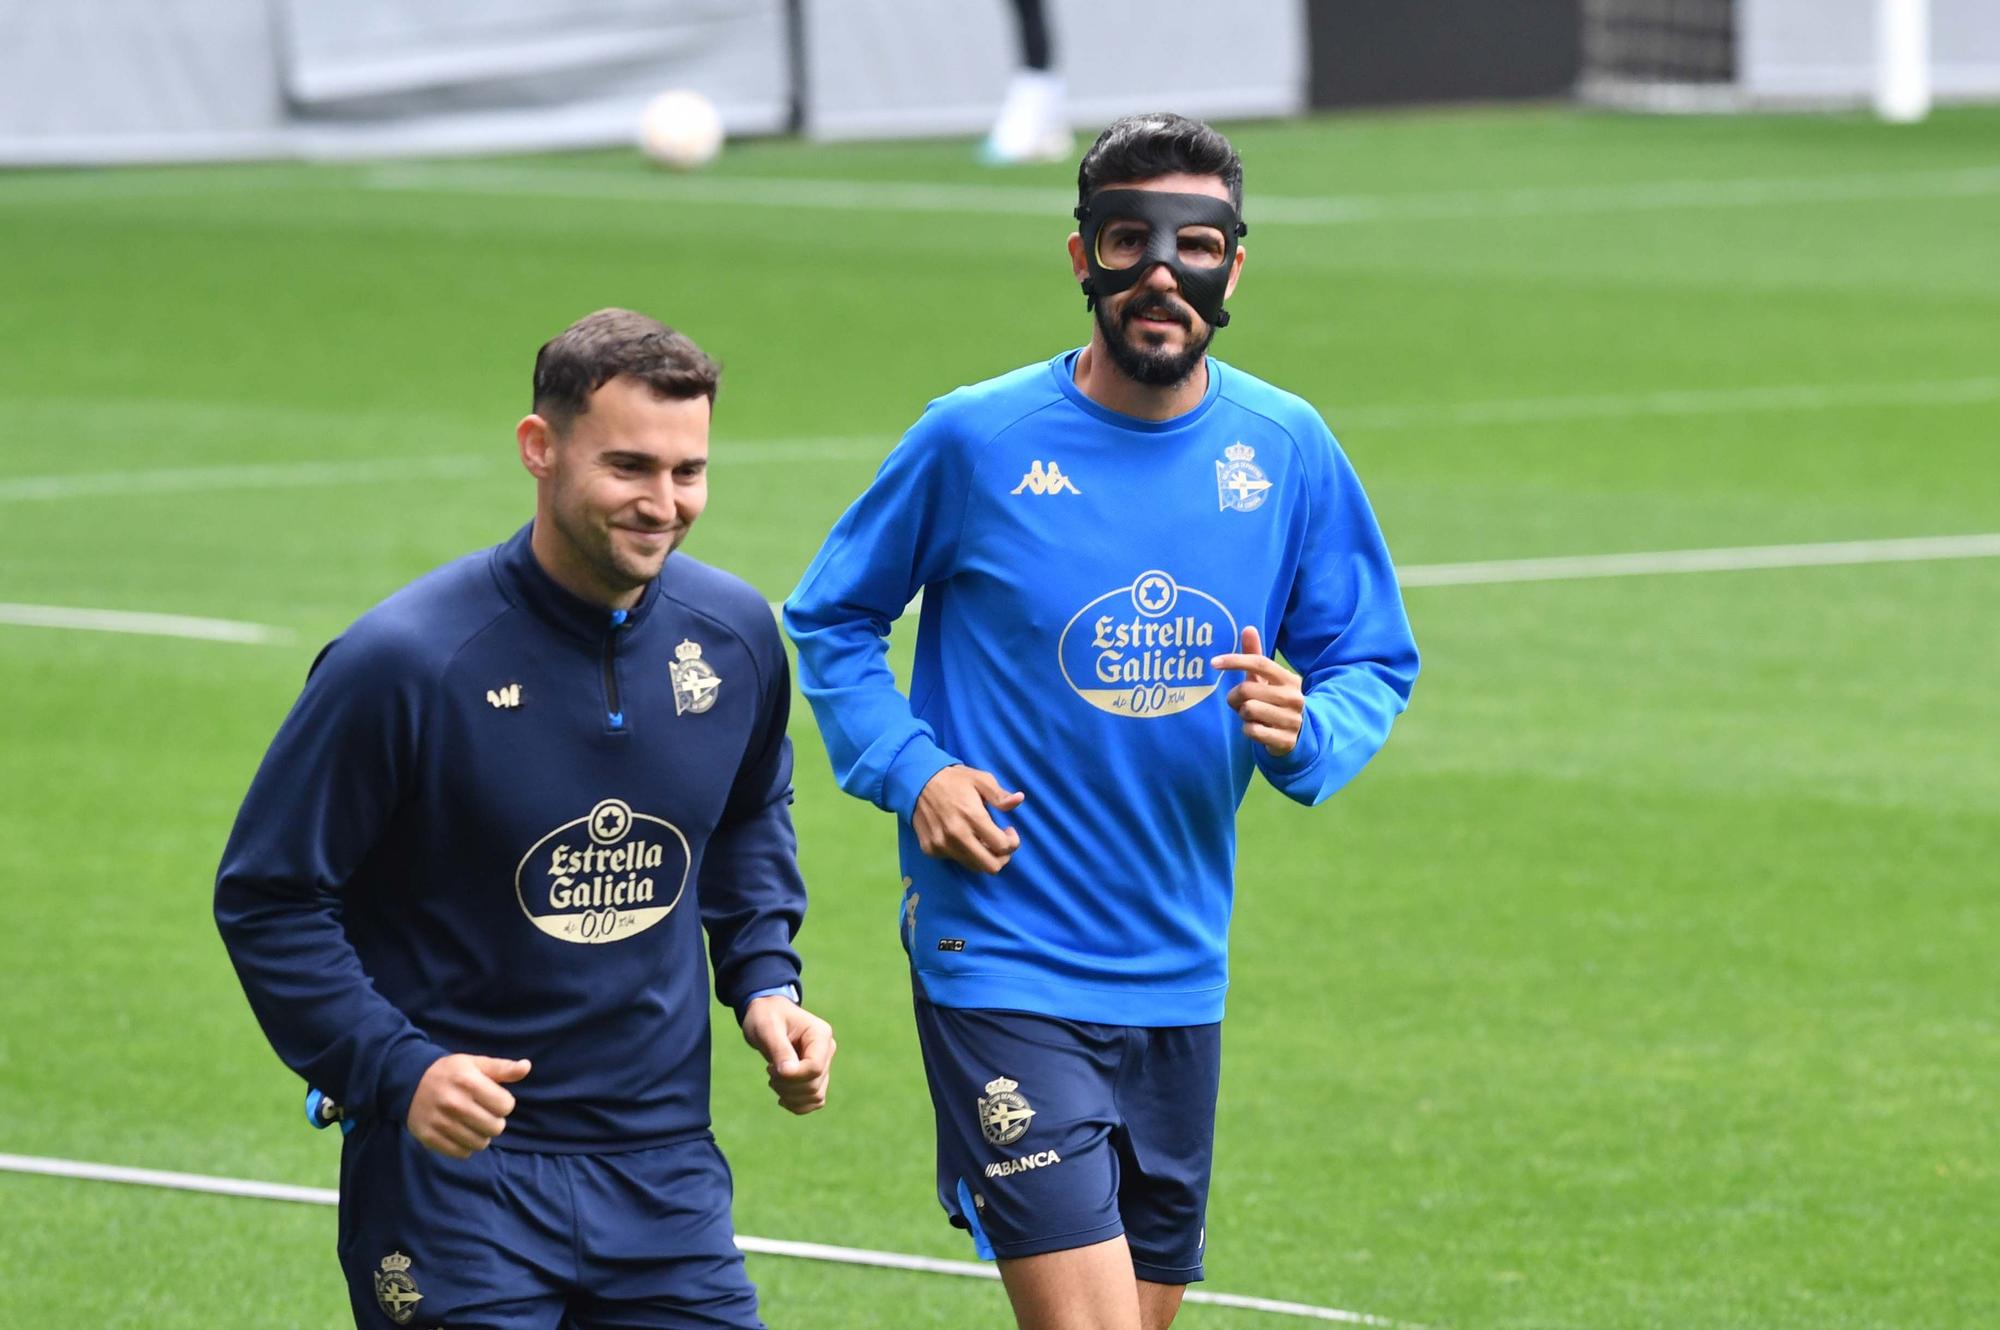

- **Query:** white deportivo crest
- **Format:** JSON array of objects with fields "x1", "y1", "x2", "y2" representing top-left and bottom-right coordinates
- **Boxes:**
[
  {"x1": 485, "y1": 683, "x2": 521, "y2": 709},
  {"x1": 1011, "y1": 460, "x2": 1081, "y2": 495},
  {"x1": 669, "y1": 639, "x2": 721, "y2": 715},
  {"x1": 978, "y1": 1075, "x2": 1035, "y2": 1146},
  {"x1": 373, "y1": 1251, "x2": 423, "y2": 1325},
  {"x1": 1216, "y1": 441, "x2": 1271, "y2": 511}
]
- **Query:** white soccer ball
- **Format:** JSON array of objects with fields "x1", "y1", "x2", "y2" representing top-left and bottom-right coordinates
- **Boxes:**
[{"x1": 638, "y1": 90, "x2": 725, "y2": 170}]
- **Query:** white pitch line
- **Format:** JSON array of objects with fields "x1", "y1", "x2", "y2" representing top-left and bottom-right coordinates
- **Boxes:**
[
  {"x1": 0, "y1": 440, "x2": 884, "y2": 504},
  {"x1": 1399, "y1": 533, "x2": 2000, "y2": 587},
  {"x1": 361, "y1": 162, "x2": 2000, "y2": 224},
  {"x1": 1332, "y1": 375, "x2": 2000, "y2": 430},
  {"x1": 9, "y1": 533, "x2": 1999, "y2": 651},
  {"x1": 0, "y1": 603, "x2": 295, "y2": 646},
  {"x1": 6, "y1": 375, "x2": 1995, "y2": 507},
  {"x1": 0, "y1": 1153, "x2": 1411, "y2": 1326}
]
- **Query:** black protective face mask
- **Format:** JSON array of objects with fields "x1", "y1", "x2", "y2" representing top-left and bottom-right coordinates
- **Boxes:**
[{"x1": 1073, "y1": 189, "x2": 1247, "y2": 328}]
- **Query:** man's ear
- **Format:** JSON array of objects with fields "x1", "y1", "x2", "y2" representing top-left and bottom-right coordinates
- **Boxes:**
[
  {"x1": 1067, "y1": 231, "x2": 1089, "y2": 284},
  {"x1": 517, "y1": 414, "x2": 557, "y2": 478},
  {"x1": 1223, "y1": 243, "x2": 1246, "y2": 300}
]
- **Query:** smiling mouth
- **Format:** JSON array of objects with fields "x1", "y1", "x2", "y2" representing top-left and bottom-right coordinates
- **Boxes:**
[{"x1": 1128, "y1": 303, "x2": 1189, "y2": 328}]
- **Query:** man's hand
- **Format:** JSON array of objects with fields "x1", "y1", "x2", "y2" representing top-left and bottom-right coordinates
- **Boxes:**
[
  {"x1": 741, "y1": 994, "x2": 835, "y2": 1114},
  {"x1": 913, "y1": 765, "x2": 1025, "y2": 874},
  {"x1": 1211, "y1": 626, "x2": 1305, "y2": 757},
  {"x1": 407, "y1": 1054, "x2": 531, "y2": 1159}
]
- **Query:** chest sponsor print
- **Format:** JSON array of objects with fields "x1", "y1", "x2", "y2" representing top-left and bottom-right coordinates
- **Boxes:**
[
  {"x1": 1057, "y1": 570, "x2": 1238, "y2": 718},
  {"x1": 514, "y1": 797, "x2": 690, "y2": 944}
]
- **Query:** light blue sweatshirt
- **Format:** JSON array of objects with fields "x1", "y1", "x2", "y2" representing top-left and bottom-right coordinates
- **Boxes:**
[{"x1": 785, "y1": 351, "x2": 1418, "y2": 1025}]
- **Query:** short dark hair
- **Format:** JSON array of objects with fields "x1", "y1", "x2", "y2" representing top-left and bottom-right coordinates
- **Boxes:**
[
  {"x1": 532, "y1": 308, "x2": 720, "y2": 434},
  {"x1": 1077, "y1": 113, "x2": 1243, "y2": 215}
]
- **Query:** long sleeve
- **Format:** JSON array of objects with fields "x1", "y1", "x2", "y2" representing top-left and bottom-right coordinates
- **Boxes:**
[
  {"x1": 699, "y1": 628, "x2": 807, "y2": 1016},
  {"x1": 1254, "y1": 433, "x2": 1420, "y2": 805},
  {"x1": 213, "y1": 635, "x2": 451, "y2": 1122},
  {"x1": 782, "y1": 410, "x2": 975, "y2": 819}
]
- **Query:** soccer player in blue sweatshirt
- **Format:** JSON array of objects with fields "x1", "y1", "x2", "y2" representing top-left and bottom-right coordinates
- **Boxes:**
[
  {"x1": 784, "y1": 116, "x2": 1419, "y2": 1330},
  {"x1": 216, "y1": 309, "x2": 832, "y2": 1329}
]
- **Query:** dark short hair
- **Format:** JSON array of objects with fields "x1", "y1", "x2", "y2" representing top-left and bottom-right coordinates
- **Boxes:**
[
  {"x1": 532, "y1": 308, "x2": 720, "y2": 434},
  {"x1": 1077, "y1": 113, "x2": 1244, "y2": 215}
]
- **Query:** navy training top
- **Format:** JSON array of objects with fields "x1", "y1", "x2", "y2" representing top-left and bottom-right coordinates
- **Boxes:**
[{"x1": 215, "y1": 524, "x2": 805, "y2": 1151}]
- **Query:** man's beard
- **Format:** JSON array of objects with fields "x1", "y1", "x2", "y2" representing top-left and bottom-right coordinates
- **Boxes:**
[
  {"x1": 1095, "y1": 293, "x2": 1214, "y2": 388},
  {"x1": 551, "y1": 492, "x2": 678, "y2": 594}
]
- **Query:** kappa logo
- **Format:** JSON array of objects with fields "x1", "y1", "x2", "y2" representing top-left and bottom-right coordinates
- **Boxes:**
[
  {"x1": 978, "y1": 1075, "x2": 1035, "y2": 1146},
  {"x1": 1216, "y1": 442, "x2": 1272, "y2": 512},
  {"x1": 373, "y1": 1251, "x2": 423, "y2": 1325},
  {"x1": 485, "y1": 683, "x2": 521, "y2": 709},
  {"x1": 1011, "y1": 460, "x2": 1081, "y2": 496},
  {"x1": 669, "y1": 639, "x2": 721, "y2": 715}
]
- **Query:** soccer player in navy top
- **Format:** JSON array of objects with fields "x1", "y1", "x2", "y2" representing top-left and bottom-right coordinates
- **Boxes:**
[
  {"x1": 216, "y1": 309, "x2": 833, "y2": 1329},
  {"x1": 785, "y1": 116, "x2": 1420, "y2": 1329}
]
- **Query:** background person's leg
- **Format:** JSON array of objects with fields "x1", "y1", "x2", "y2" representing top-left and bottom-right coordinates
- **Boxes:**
[{"x1": 999, "y1": 1235, "x2": 1142, "y2": 1330}]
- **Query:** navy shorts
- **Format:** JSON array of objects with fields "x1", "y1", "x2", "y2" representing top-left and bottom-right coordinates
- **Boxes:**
[
  {"x1": 336, "y1": 1124, "x2": 762, "y2": 1329},
  {"x1": 912, "y1": 986, "x2": 1221, "y2": 1284}
]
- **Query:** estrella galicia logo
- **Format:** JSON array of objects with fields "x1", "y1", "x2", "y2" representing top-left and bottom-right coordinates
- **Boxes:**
[
  {"x1": 1057, "y1": 571, "x2": 1237, "y2": 718},
  {"x1": 514, "y1": 798, "x2": 690, "y2": 944}
]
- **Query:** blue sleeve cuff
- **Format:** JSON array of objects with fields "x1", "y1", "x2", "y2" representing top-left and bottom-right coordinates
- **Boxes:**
[
  {"x1": 882, "y1": 736, "x2": 959, "y2": 821},
  {"x1": 373, "y1": 1037, "x2": 454, "y2": 1124},
  {"x1": 1255, "y1": 707, "x2": 1325, "y2": 776},
  {"x1": 743, "y1": 984, "x2": 800, "y2": 1004}
]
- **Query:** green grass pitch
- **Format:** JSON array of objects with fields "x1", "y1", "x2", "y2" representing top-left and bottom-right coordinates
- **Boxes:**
[{"x1": 1, "y1": 104, "x2": 1996, "y2": 1328}]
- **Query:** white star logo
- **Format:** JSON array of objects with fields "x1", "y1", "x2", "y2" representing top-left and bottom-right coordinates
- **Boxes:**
[{"x1": 1134, "y1": 574, "x2": 1174, "y2": 614}]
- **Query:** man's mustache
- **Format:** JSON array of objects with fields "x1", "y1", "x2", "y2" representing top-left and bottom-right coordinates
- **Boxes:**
[{"x1": 1123, "y1": 297, "x2": 1191, "y2": 328}]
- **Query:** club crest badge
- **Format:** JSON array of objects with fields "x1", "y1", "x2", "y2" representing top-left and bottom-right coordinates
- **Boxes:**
[
  {"x1": 373, "y1": 1251, "x2": 423, "y2": 1325},
  {"x1": 669, "y1": 638, "x2": 721, "y2": 715},
  {"x1": 1216, "y1": 442, "x2": 1272, "y2": 512},
  {"x1": 978, "y1": 1075, "x2": 1035, "y2": 1147}
]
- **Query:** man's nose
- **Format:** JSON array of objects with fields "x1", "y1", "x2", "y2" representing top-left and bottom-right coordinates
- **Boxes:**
[
  {"x1": 635, "y1": 471, "x2": 674, "y2": 513},
  {"x1": 1139, "y1": 261, "x2": 1180, "y2": 290}
]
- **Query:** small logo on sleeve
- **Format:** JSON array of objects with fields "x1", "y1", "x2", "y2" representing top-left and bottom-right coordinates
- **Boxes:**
[{"x1": 485, "y1": 683, "x2": 522, "y2": 709}]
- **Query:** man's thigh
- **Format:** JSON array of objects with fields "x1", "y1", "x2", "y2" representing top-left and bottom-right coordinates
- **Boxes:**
[
  {"x1": 336, "y1": 1127, "x2": 762, "y2": 1330},
  {"x1": 913, "y1": 991, "x2": 1132, "y2": 1261},
  {"x1": 337, "y1": 1123, "x2": 569, "y2": 1329},
  {"x1": 565, "y1": 1137, "x2": 764, "y2": 1330},
  {"x1": 1112, "y1": 1022, "x2": 1221, "y2": 1285}
]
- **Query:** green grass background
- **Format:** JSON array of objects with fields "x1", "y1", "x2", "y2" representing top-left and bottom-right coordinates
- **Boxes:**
[{"x1": 1, "y1": 105, "x2": 1996, "y2": 1328}]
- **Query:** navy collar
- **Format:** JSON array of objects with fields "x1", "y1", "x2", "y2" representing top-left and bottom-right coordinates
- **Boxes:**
[{"x1": 492, "y1": 522, "x2": 661, "y2": 642}]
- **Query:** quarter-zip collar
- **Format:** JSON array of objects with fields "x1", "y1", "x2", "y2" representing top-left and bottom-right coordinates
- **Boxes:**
[{"x1": 492, "y1": 521, "x2": 662, "y2": 645}]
